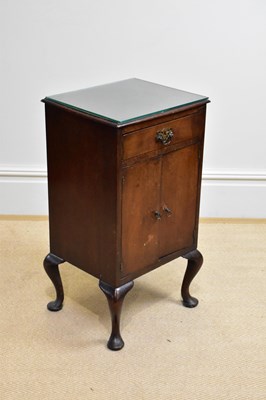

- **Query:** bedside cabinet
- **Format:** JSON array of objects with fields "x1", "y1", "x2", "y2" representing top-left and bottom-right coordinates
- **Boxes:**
[{"x1": 42, "y1": 78, "x2": 209, "y2": 350}]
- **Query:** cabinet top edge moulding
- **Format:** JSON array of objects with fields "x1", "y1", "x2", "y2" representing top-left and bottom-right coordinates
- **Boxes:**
[{"x1": 42, "y1": 78, "x2": 209, "y2": 126}]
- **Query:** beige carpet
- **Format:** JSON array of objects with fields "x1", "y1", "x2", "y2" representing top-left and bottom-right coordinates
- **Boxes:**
[{"x1": 0, "y1": 217, "x2": 265, "y2": 400}]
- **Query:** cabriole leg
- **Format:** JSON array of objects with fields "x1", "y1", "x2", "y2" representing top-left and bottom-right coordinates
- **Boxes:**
[
  {"x1": 43, "y1": 253, "x2": 65, "y2": 311},
  {"x1": 181, "y1": 249, "x2": 203, "y2": 308},
  {"x1": 99, "y1": 280, "x2": 134, "y2": 351}
]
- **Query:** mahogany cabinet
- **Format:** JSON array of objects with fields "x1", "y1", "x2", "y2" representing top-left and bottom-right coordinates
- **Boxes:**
[{"x1": 42, "y1": 78, "x2": 209, "y2": 350}]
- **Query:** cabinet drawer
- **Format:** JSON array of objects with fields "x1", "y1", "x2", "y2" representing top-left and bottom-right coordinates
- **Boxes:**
[{"x1": 122, "y1": 111, "x2": 205, "y2": 160}]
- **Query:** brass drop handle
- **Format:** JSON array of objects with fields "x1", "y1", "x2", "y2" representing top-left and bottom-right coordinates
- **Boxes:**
[
  {"x1": 163, "y1": 206, "x2": 172, "y2": 215},
  {"x1": 154, "y1": 211, "x2": 162, "y2": 220},
  {"x1": 155, "y1": 128, "x2": 174, "y2": 145}
]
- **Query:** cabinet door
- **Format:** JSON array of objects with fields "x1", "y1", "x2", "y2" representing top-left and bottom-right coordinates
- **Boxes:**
[
  {"x1": 159, "y1": 144, "x2": 200, "y2": 257},
  {"x1": 121, "y1": 158, "x2": 161, "y2": 274}
]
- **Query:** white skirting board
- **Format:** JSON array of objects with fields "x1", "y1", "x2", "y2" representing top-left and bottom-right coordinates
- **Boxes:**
[
  {"x1": 0, "y1": 167, "x2": 48, "y2": 215},
  {"x1": 0, "y1": 167, "x2": 266, "y2": 217},
  {"x1": 200, "y1": 171, "x2": 266, "y2": 218}
]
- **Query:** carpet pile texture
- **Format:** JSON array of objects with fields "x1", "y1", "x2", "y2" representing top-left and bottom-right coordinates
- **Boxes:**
[{"x1": 0, "y1": 218, "x2": 265, "y2": 399}]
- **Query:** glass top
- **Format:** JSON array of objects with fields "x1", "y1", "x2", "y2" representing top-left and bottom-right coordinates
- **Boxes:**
[{"x1": 45, "y1": 78, "x2": 208, "y2": 124}]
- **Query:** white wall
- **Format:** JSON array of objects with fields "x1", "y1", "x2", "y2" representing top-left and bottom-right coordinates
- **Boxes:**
[{"x1": 1, "y1": 0, "x2": 266, "y2": 217}]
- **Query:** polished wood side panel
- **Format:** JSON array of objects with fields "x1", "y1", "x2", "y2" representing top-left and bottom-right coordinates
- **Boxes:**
[
  {"x1": 159, "y1": 144, "x2": 199, "y2": 257},
  {"x1": 45, "y1": 104, "x2": 119, "y2": 285},
  {"x1": 121, "y1": 158, "x2": 161, "y2": 274}
]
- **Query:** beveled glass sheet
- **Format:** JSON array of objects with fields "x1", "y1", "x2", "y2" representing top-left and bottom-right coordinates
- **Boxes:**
[{"x1": 45, "y1": 78, "x2": 208, "y2": 124}]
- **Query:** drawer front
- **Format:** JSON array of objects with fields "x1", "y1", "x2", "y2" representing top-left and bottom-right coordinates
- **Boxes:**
[{"x1": 122, "y1": 110, "x2": 205, "y2": 160}]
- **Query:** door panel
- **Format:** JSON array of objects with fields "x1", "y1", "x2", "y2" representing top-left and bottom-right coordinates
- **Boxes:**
[
  {"x1": 122, "y1": 158, "x2": 161, "y2": 274},
  {"x1": 159, "y1": 144, "x2": 199, "y2": 257}
]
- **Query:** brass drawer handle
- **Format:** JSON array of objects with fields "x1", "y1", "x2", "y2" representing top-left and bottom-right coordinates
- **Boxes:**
[
  {"x1": 155, "y1": 128, "x2": 174, "y2": 145},
  {"x1": 163, "y1": 206, "x2": 172, "y2": 215},
  {"x1": 153, "y1": 211, "x2": 162, "y2": 220}
]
